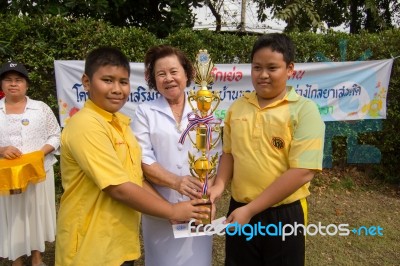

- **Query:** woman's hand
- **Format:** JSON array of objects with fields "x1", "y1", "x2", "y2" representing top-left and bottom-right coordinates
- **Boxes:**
[
  {"x1": 174, "y1": 175, "x2": 204, "y2": 199},
  {"x1": 0, "y1": 146, "x2": 22, "y2": 159}
]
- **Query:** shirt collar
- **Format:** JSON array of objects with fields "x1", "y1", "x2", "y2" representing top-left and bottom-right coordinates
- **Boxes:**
[
  {"x1": 84, "y1": 99, "x2": 131, "y2": 126},
  {"x1": 25, "y1": 96, "x2": 41, "y2": 110},
  {"x1": 0, "y1": 96, "x2": 40, "y2": 113},
  {"x1": 150, "y1": 94, "x2": 191, "y2": 118},
  {"x1": 244, "y1": 86, "x2": 299, "y2": 108},
  {"x1": 286, "y1": 86, "x2": 300, "y2": 102}
]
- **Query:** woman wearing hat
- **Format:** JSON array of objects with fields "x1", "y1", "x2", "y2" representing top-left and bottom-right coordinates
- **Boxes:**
[{"x1": 0, "y1": 62, "x2": 61, "y2": 266}]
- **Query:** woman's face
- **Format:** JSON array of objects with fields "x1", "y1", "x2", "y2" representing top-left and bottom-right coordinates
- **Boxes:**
[
  {"x1": 1, "y1": 72, "x2": 28, "y2": 100},
  {"x1": 154, "y1": 55, "x2": 188, "y2": 103}
]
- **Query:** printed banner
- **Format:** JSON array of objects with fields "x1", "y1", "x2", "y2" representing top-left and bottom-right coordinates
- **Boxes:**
[{"x1": 54, "y1": 59, "x2": 393, "y2": 127}]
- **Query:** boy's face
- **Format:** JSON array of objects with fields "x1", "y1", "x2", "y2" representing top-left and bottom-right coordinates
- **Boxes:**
[
  {"x1": 251, "y1": 47, "x2": 294, "y2": 106},
  {"x1": 82, "y1": 65, "x2": 130, "y2": 113}
]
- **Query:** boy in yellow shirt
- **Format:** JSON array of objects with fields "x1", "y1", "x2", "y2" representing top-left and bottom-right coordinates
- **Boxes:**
[
  {"x1": 56, "y1": 47, "x2": 209, "y2": 266},
  {"x1": 209, "y1": 33, "x2": 325, "y2": 265}
]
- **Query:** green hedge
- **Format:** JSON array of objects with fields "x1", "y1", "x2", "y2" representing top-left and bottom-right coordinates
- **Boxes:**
[{"x1": 1, "y1": 15, "x2": 399, "y2": 182}]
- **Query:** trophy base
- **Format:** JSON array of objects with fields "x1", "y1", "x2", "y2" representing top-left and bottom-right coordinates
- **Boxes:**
[{"x1": 192, "y1": 199, "x2": 212, "y2": 232}]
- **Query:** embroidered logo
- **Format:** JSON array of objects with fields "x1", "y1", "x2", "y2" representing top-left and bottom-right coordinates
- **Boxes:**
[{"x1": 271, "y1": 137, "x2": 285, "y2": 150}]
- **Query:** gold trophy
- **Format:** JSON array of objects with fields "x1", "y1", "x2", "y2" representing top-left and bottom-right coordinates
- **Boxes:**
[{"x1": 178, "y1": 50, "x2": 222, "y2": 225}]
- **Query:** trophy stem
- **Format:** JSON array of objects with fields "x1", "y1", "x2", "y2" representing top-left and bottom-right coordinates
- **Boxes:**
[{"x1": 195, "y1": 195, "x2": 212, "y2": 225}]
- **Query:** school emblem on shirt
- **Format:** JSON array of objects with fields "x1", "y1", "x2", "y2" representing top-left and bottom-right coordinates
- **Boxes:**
[
  {"x1": 21, "y1": 118, "x2": 29, "y2": 126},
  {"x1": 271, "y1": 137, "x2": 285, "y2": 149}
]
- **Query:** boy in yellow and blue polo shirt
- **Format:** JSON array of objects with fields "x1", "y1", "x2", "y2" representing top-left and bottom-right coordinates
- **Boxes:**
[
  {"x1": 209, "y1": 33, "x2": 325, "y2": 265},
  {"x1": 55, "y1": 47, "x2": 209, "y2": 266}
]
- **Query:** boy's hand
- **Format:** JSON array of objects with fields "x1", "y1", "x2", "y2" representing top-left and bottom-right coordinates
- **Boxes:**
[
  {"x1": 225, "y1": 206, "x2": 252, "y2": 225},
  {"x1": 211, "y1": 202, "x2": 216, "y2": 221},
  {"x1": 207, "y1": 182, "x2": 225, "y2": 203},
  {"x1": 170, "y1": 198, "x2": 210, "y2": 222}
]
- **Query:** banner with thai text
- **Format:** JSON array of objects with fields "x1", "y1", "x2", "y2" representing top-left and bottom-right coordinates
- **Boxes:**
[{"x1": 54, "y1": 59, "x2": 393, "y2": 127}]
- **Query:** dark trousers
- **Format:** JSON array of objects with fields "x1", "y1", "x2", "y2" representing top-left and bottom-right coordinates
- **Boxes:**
[
  {"x1": 121, "y1": 260, "x2": 134, "y2": 266},
  {"x1": 225, "y1": 198, "x2": 306, "y2": 266}
]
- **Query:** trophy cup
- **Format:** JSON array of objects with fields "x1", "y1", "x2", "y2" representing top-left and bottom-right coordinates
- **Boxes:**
[{"x1": 178, "y1": 50, "x2": 222, "y2": 225}]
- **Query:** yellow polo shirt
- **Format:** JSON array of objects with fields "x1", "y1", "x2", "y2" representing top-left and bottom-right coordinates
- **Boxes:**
[
  {"x1": 56, "y1": 100, "x2": 143, "y2": 266},
  {"x1": 224, "y1": 87, "x2": 325, "y2": 205}
]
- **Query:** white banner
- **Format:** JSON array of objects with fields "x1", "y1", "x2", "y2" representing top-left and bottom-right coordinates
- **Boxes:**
[{"x1": 55, "y1": 59, "x2": 393, "y2": 127}]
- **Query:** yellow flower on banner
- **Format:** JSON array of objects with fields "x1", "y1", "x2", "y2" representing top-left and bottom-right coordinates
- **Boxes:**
[{"x1": 368, "y1": 99, "x2": 383, "y2": 117}]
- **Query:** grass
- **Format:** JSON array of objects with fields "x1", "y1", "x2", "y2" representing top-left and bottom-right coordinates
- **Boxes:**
[
  {"x1": 305, "y1": 168, "x2": 400, "y2": 265},
  {"x1": 1, "y1": 167, "x2": 399, "y2": 266}
]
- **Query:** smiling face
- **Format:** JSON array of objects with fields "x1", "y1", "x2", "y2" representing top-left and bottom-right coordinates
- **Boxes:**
[
  {"x1": 251, "y1": 47, "x2": 294, "y2": 108},
  {"x1": 1, "y1": 72, "x2": 28, "y2": 101},
  {"x1": 154, "y1": 55, "x2": 188, "y2": 104},
  {"x1": 82, "y1": 65, "x2": 130, "y2": 113}
]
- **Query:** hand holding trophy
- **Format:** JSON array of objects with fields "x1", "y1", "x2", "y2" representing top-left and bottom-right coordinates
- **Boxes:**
[{"x1": 178, "y1": 50, "x2": 222, "y2": 225}]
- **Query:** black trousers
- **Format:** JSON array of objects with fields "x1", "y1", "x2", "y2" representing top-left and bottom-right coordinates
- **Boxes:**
[
  {"x1": 121, "y1": 260, "x2": 135, "y2": 266},
  {"x1": 225, "y1": 198, "x2": 306, "y2": 266}
]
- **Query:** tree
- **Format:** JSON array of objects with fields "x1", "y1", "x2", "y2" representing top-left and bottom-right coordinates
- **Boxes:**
[
  {"x1": 0, "y1": 0, "x2": 204, "y2": 38},
  {"x1": 203, "y1": 0, "x2": 224, "y2": 32},
  {"x1": 321, "y1": 0, "x2": 400, "y2": 33},
  {"x1": 253, "y1": 0, "x2": 400, "y2": 33},
  {"x1": 254, "y1": 0, "x2": 323, "y2": 32}
]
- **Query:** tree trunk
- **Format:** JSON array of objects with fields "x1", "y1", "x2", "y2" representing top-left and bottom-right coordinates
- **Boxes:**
[
  {"x1": 239, "y1": 0, "x2": 246, "y2": 32},
  {"x1": 349, "y1": 0, "x2": 361, "y2": 34},
  {"x1": 206, "y1": 1, "x2": 222, "y2": 32}
]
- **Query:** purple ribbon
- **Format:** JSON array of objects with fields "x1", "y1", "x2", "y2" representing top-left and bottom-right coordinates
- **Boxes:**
[
  {"x1": 178, "y1": 112, "x2": 214, "y2": 149},
  {"x1": 202, "y1": 180, "x2": 208, "y2": 196},
  {"x1": 179, "y1": 112, "x2": 218, "y2": 197}
]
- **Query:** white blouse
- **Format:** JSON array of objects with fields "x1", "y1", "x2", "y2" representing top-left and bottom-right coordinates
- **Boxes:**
[{"x1": 0, "y1": 97, "x2": 61, "y2": 170}]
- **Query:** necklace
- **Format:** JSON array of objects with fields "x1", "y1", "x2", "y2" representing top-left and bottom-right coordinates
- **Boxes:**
[
  {"x1": 5, "y1": 97, "x2": 27, "y2": 105},
  {"x1": 173, "y1": 111, "x2": 183, "y2": 132},
  {"x1": 176, "y1": 122, "x2": 183, "y2": 132},
  {"x1": 170, "y1": 102, "x2": 184, "y2": 132},
  {"x1": 173, "y1": 111, "x2": 182, "y2": 118},
  {"x1": 5, "y1": 97, "x2": 27, "y2": 115},
  {"x1": 171, "y1": 105, "x2": 184, "y2": 121}
]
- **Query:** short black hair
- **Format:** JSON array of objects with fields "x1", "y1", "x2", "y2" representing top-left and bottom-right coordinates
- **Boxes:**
[
  {"x1": 84, "y1": 47, "x2": 130, "y2": 79},
  {"x1": 250, "y1": 33, "x2": 295, "y2": 65}
]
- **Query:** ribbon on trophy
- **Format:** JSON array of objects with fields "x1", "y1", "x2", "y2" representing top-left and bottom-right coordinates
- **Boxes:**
[{"x1": 179, "y1": 113, "x2": 214, "y2": 149}]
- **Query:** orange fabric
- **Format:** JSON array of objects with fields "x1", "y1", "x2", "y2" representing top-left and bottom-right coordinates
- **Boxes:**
[{"x1": 0, "y1": 150, "x2": 45, "y2": 195}]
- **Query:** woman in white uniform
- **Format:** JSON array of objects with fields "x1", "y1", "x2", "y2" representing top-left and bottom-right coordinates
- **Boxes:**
[
  {"x1": 0, "y1": 61, "x2": 60, "y2": 266},
  {"x1": 132, "y1": 45, "x2": 218, "y2": 266}
]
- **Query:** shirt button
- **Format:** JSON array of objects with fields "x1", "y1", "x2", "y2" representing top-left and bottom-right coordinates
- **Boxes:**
[
  {"x1": 178, "y1": 143, "x2": 183, "y2": 151},
  {"x1": 177, "y1": 164, "x2": 183, "y2": 169}
]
